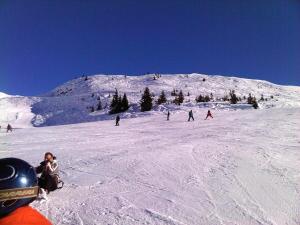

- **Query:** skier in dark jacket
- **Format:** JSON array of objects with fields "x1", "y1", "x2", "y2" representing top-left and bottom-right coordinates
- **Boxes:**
[
  {"x1": 188, "y1": 110, "x2": 194, "y2": 121},
  {"x1": 115, "y1": 115, "x2": 120, "y2": 126},
  {"x1": 35, "y1": 152, "x2": 60, "y2": 194},
  {"x1": 167, "y1": 111, "x2": 170, "y2": 121},
  {"x1": 6, "y1": 124, "x2": 13, "y2": 132},
  {"x1": 205, "y1": 110, "x2": 213, "y2": 120}
]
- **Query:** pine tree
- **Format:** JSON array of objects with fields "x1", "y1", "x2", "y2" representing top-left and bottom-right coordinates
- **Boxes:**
[
  {"x1": 96, "y1": 99, "x2": 102, "y2": 111},
  {"x1": 196, "y1": 94, "x2": 205, "y2": 102},
  {"x1": 140, "y1": 87, "x2": 153, "y2": 112},
  {"x1": 117, "y1": 96, "x2": 122, "y2": 113},
  {"x1": 121, "y1": 93, "x2": 129, "y2": 111},
  {"x1": 229, "y1": 90, "x2": 238, "y2": 104},
  {"x1": 109, "y1": 89, "x2": 119, "y2": 114},
  {"x1": 174, "y1": 90, "x2": 184, "y2": 105},
  {"x1": 204, "y1": 95, "x2": 210, "y2": 102},
  {"x1": 157, "y1": 91, "x2": 167, "y2": 105},
  {"x1": 178, "y1": 90, "x2": 184, "y2": 104},
  {"x1": 247, "y1": 93, "x2": 253, "y2": 104},
  {"x1": 171, "y1": 88, "x2": 177, "y2": 96},
  {"x1": 252, "y1": 98, "x2": 258, "y2": 109}
]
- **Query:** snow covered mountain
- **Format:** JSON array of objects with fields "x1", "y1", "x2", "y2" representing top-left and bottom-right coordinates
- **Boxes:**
[
  {"x1": 1, "y1": 73, "x2": 300, "y2": 127},
  {"x1": 1, "y1": 74, "x2": 300, "y2": 225}
]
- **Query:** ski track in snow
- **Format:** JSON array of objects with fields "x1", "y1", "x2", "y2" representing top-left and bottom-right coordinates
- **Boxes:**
[{"x1": 1, "y1": 108, "x2": 300, "y2": 225}]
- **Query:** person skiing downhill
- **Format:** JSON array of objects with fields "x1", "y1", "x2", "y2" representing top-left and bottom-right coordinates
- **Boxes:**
[
  {"x1": 205, "y1": 110, "x2": 213, "y2": 120},
  {"x1": 115, "y1": 115, "x2": 120, "y2": 126},
  {"x1": 36, "y1": 152, "x2": 60, "y2": 194},
  {"x1": 188, "y1": 110, "x2": 194, "y2": 121},
  {"x1": 167, "y1": 110, "x2": 170, "y2": 121},
  {"x1": 6, "y1": 124, "x2": 12, "y2": 133},
  {"x1": 0, "y1": 158, "x2": 52, "y2": 225}
]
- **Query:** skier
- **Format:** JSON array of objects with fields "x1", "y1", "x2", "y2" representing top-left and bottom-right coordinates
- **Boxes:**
[
  {"x1": 115, "y1": 115, "x2": 120, "y2": 126},
  {"x1": 0, "y1": 158, "x2": 52, "y2": 225},
  {"x1": 36, "y1": 152, "x2": 60, "y2": 195},
  {"x1": 188, "y1": 110, "x2": 194, "y2": 121},
  {"x1": 167, "y1": 110, "x2": 170, "y2": 121},
  {"x1": 205, "y1": 110, "x2": 213, "y2": 120},
  {"x1": 6, "y1": 124, "x2": 12, "y2": 133}
]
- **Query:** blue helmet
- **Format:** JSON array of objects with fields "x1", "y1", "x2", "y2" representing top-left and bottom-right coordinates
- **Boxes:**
[{"x1": 0, "y1": 158, "x2": 39, "y2": 218}]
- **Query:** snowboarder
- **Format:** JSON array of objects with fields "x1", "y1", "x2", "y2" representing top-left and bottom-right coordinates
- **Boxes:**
[
  {"x1": 0, "y1": 158, "x2": 52, "y2": 225},
  {"x1": 167, "y1": 111, "x2": 170, "y2": 121},
  {"x1": 188, "y1": 110, "x2": 194, "y2": 121},
  {"x1": 36, "y1": 152, "x2": 60, "y2": 194},
  {"x1": 115, "y1": 115, "x2": 120, "y2": 126},
  {"x1": 6, "y1": 124, "x2": 12, "y2": 132},
  {"x1": 205, "y1": 110, "x2": 213, "y2": 120}
]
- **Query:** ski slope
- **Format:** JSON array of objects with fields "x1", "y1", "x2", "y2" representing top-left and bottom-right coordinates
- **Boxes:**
[
  {"x1": 1, "y1": 107, "x2": 300, "y2": 225},
  {"x1": 1, "y1": 73, "x2": 300, "y2": 128}
]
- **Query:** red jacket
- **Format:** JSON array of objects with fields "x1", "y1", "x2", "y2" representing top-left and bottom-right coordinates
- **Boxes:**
[{"x1": 0, "y1": 206, "x2": 52, "y2": 225}]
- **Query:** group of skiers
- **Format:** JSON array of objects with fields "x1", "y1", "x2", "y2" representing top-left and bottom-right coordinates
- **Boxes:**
[
  {"x1": 0, "y1": 124, "x2": 13, "y2": 133},
  {"x1": 0, "y1": 153, "x2": 62, "y2": 224},
  {"x1": 115, "y1": 109, "x2": 213, "y2": 126},
  {"x1": 186, "y1": 109, "x2": 213, "y2": 121}
]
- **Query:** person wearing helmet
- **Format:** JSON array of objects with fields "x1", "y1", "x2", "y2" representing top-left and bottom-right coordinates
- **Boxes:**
[
  {"x1": 36, "y1": 152, "x2": 59, "y2": 194},
  {"x1": 0, "y1": 158, "x2": 52, "y2": 225}
]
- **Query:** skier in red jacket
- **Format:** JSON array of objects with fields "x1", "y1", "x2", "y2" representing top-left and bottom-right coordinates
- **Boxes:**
[
  {"x1": 0, "y1": 158, "x2": 52, "y2": 225},
  {"x1": 205, "y1": 110, "x2": 213, "y2": 120}
]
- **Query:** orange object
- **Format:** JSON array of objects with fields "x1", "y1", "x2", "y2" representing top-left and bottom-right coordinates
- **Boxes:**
[{"x1": 0, "y1": 206, "x2": 52, "y2": 225}]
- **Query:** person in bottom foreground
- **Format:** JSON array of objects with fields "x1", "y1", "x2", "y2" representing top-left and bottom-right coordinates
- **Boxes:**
[
  {"x1": 36, "y1": 152, "x2": 60, "y2": 196},
  {"x1": 0, "y1": 158, "x2": 52, "y2": 225}
]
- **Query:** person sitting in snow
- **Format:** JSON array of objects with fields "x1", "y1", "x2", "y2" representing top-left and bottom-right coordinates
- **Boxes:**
[
  {"x1": 36, "y1": 152, "x2": 60, "y2": 194},
  {"x1": 205, "y1": 110, "x2": 213, "y2": 120}
]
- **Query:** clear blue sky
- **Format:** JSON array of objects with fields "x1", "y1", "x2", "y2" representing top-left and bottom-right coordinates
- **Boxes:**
[{"x1": 0, "y1": 0, "x2": 299, "y2": 95}]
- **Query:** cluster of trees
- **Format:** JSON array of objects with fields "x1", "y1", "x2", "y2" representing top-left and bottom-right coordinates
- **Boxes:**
[
  {"x1": 194, "y1": 90, "x2": 259, "y2": 109},
  {"x1": 153, "y1": 74, "x2": 162, "y2": 80},
  {"x1": 89, "y1": 95, "x2": 103, "y2": 113},
  {"x1": 157, "y1": 91, "x2": 167, "y2": 105},
  {"x1": 109, "y1": 89, "x2": 129, "y2": 114},
  {"x1": 173, "y1": 90, "x2": 184, "y2": 105},
  {"x1": 106, "y1": 87, "x2": 264, "y2": 114},
  {"x1": 195, "y1": 94, "x2": 211, "y2": 103}
]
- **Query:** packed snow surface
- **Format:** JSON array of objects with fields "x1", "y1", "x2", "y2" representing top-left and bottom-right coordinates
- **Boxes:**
[
  {"x1": 1, "y1": 108, "x2": 300, "y2": 225},
  {"x1": 1, "y1": 74, "x2": 300, "y2": 128}
]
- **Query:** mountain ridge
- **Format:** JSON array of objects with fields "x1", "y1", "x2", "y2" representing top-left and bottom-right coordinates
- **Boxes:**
[{"x1": 1, "y1": 73, "x2": 300, "y2": 127}]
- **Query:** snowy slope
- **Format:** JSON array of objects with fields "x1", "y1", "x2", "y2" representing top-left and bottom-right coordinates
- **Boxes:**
[
  {"x1": 1, "y1": 73, "x2": 300, "y2": 128},
  {"x1": 1, "y1": 107, "x2": 300, "y2": 225}
]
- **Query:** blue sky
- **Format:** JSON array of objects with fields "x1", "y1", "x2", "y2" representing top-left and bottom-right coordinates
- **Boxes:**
[{"x1": 0, "y1": 0, "x2": 299, "y2": 95}]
